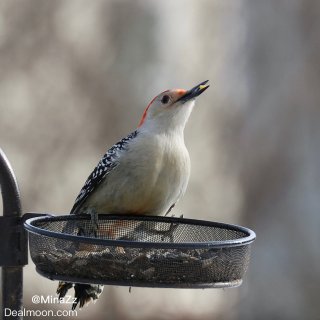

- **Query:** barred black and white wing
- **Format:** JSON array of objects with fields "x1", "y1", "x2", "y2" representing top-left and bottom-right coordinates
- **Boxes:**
[{"x1": 70, "y1": 130, "x2": 138, "y2": 214}]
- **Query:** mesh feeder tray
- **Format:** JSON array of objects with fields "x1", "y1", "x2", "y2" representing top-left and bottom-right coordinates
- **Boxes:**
[{"x1": 24, "y1": 214, "x2": 255, "y2": 288}]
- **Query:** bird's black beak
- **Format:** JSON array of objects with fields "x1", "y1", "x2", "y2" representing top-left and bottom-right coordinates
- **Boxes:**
[{"x1": 176, "y1": 80, "x2": 210, "y2": 103}]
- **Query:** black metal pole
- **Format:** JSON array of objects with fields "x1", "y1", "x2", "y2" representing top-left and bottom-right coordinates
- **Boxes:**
[{"x1": 0, "y1": 149, "x2": 27, "y2": 320}]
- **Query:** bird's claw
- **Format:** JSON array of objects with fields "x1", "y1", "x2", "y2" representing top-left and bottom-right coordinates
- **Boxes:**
[
  {"x1": 89, "y1": 209, "x2": 99, "y2": 237},
  {"x1": 77, "y1": 208, "x2": 99, "y2": 237},
  {"x1": 160, "y1": 221, "x2": 179, "y2": 242}
]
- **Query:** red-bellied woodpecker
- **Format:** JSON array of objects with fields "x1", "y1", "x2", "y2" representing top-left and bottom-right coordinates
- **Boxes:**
[{"x1": 57, "y1": 80, "x2": 209, "y2": 309}]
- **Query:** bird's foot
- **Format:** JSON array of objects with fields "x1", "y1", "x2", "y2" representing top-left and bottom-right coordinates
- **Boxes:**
[
  {"x1": 89, "y1": 209, "x2": 99, "y2": 237},
  {"x1": 76, "y1": 208, "x2": 99, "y2": 237},
  {"x1": 160, "y1": 221, "x2": 179, "y2": 242}
]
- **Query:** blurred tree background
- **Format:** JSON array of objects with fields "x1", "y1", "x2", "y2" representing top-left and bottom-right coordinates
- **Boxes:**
[{"x1": 1, "y1": 0, "x2": 320, "y2": 319}]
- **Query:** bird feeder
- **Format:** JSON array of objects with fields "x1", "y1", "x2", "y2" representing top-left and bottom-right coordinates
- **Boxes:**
[{"x1": 0, "y1": 148, "x2": 255, "y2": 319}]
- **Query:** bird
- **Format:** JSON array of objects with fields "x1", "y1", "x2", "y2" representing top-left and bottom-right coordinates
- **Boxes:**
[{"x1": 57, "y1": 80, "x2": 210, "y2": 309}]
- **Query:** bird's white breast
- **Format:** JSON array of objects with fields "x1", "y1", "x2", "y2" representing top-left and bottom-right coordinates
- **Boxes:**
[{"x1": 87, "y1": 131, "x2": 190, "y2": 215}]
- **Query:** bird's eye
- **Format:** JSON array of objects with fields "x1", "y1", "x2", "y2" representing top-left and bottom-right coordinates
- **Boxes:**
[{"x1": 161, "y1": 95, "x2": 170, "y2": 104}]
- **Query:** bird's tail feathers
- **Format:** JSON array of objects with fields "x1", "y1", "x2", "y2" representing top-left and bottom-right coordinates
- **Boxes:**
[
  {"x1": 57, "y1": 282, "x2": 103, "y2": 310},
  {"x1": 57, "y1": 281, "x2": 73, "y2": 300}
]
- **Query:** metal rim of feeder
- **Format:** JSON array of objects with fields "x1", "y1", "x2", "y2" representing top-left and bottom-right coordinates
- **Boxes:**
[
  {"x1": 24, "y1": 214, "x2": 256, "y2": 249},
  {"x1": 24, "y1": 213, "x2": 256, "y2": 289}
]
